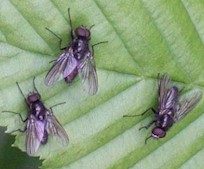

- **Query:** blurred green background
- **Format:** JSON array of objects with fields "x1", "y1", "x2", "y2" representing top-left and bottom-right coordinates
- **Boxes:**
[{"x1": 0, "y1": 127, "x2": 41, "y2": 169}]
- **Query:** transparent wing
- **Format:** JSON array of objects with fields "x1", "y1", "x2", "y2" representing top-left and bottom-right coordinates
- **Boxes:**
[
  {"x1": 63, "y1": 55, "x2": 78, "y2": 78},
  {"x1": 78, "y1": 51, "x2": 98, "y2": 95},
  {"x1": 174, "y1": 92, "x2": 202, "y2": 122},
  {"x1": 158, "y1": 74, "x2": 171, "y2": 110},
  {"x1": 164, "y1": 87, "x2": 179, "y2": 111},
  {"x1": 45, "y1": 48, "x2": 76, "y2": 86},
  {"x1": 45, "y1": 110, "x2": 69, "y2": 146},
  {"x1": 26, "y1": 115, "x2": 44, "y2": 156}
]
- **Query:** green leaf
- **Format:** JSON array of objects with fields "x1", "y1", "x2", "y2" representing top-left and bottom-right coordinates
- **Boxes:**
[{"x1": 0, "y1": 0, "x2": 204, "y2": 168}]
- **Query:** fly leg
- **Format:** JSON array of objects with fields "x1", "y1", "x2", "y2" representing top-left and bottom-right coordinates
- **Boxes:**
[
  {"x1": 50, "y1": 102, "x2": 66, "y2": 113},
  {"x1": 123, "y1": 107, "x2": 157, "y2": 117},
  {"x1": 89, "y1": 24, "x2": 95, "y2": 31},
  {"x1": 16, "y1": 82, "x2": 29, "y2": 107},
  {"x1": 45, "y1": 27, "x2": 66, "y2": 50},
  {"x1": 91, "y1": 41, "x2": 108, "y2": 55},
  {"x1": 1, "y1": 111, "x2": 27, "y2": 134},
  {"x1": 145, "y1": 135, "x2": 153, "y2": 144},
  {"x1": 2, "y1": 111, "x2": 27, "y2": 122},
  {"x1": 67, "y1": 8, "x2": 74, "y2": 40},
  {"x1": 137, "y1": 108, "x2": 157, "y2": 130},
  {"x1": 141, "y1": 107, "x2": 157, "y2": 115},
  {"x1": 139, "y1": 120, "x2": 156, "y2": 130},
  {"x1": 10, "y1": 127, "x2": 27, "y2": 134},
  {"x1": 179, "y1": 86, "x2": 185, "y2": 93},
  {"x1": 32, "y1": 76, "x2": 40, "y2": 96}
]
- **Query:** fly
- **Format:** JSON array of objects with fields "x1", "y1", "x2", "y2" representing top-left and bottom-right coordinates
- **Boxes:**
[
  {"x1": 124, "y1": 74, "x2": 202, "y2": 143},
  {"x1": 45, "y1": 8, "x2": 107, "y2": 95},
  {"x1": 2, "y1": 77, "x2": 69, "y2": 155}
]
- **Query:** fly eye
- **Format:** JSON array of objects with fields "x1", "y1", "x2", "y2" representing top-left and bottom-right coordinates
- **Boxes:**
[
  {"x1": 75, "y1": 27, "x2": 90, "y2": 38},
  {"x1": 152, "y1": 128, "x2": 166, "y2": 138},
  {"x1": 28, "y1": 93, "x2": 40, "y2": 103}
]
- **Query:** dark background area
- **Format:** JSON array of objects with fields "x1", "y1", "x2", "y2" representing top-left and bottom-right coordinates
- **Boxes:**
[{"x1": 0, "y1": 127, "x2": 42, "y2": 169}]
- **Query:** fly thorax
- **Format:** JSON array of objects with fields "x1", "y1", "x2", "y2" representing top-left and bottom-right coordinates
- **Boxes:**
[
  {"x1": 161, "y1": 115, "x2": 169, "y2": 128},
  {"x1": 36, "y1": 111, "x2": 45, "y2": 121},
  {"x1": 167, "y1": 110, "x2": 174, "y2": 116},
  {"x1": 161, "y1": 114, "x2": 174, "y2": 130},
  {"x1": 74, "y1": 39, "x2": 89, "y2": 60},
  {"x1": 76, "y1": 53, "x2": 83, "y2": 60},
  {"x1": 159, "y1": 110, "x2": 166, "y2": 116},
  {"x1": 35, "y1": 105, "x2": 41, "y2": 113},
  {"x1": 38, "y1": 114, "x2": 44, "y2": 121},
  {"x1": 32, "y1": 102, "x2": 46, "y2": 121},
  {"x1": 37, "y1": 108, "x2": 47, "y2": 121},
  {"x1": 76, "y1": 39, "x2": 83, "y2": 52}
]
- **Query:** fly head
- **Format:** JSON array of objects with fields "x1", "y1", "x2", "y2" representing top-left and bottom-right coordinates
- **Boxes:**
[
  {"x1": 152, "y1": 127, "x2": 166, "y2": 138},
  {"x1": 27, "y1": 92, "x2": 41, "y2": 104},
  {"x1": 75, "y1": 26, "x2": 90, "y2": 40}
]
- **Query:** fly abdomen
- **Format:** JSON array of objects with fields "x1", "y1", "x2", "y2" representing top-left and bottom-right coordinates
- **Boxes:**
[
  {"x1": 64, "y1": 68, "x2": 78, "y2": 83},
  {"x1": 41, "y1": 130, "x2": 48, "y2": 145}
]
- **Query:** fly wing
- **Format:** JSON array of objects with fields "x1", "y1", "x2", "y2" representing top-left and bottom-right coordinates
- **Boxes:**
[
  {"x1": 164, "y1": 87, "x2": 179, "y2": 112},
  {"x1": 78, "y1": 51, "x2": 98, "y2": 95},
  {"x1": 26, "y1": 115, "x2": 44, "y2": 156},
  {"x1": 63, "y1": 55, "x2": 78, "y2": 78},
  {"x1": 158, "y1": 74, "x2": 171, "y2": 110},
  {"x1": 174, "y1": 92, "x2": 202, "y2": 122},
  {"x1": 45, "y1": 48, "x2": 77, "y2": 86},
  {"x1": 45, "y1": 110, "x2": 69, "y2": 146}
]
